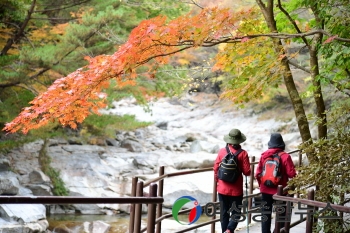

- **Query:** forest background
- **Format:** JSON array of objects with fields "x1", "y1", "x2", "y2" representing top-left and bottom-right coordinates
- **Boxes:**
[{"x1": 1, "y1": 0, "x2": 350, "y2": 232}]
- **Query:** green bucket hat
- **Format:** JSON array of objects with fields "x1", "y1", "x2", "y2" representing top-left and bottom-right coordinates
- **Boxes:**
[{"x1": 223, "y1": 129, "x2": 246, "y2": 144}]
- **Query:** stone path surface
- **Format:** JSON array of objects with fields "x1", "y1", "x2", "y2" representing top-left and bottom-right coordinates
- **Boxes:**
[
  {"x1": 163, "y1": 208, "x2": 308, "y2": 233},
  {"x1": 235, "y1": 211, "x2": 307, "y2": 233}
]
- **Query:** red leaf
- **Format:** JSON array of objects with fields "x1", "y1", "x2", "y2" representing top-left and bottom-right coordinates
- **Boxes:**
[
  {"x1": 323, "y1": 35, "x2": 337, "y2": 44},
  {"x1": 241, "y1": 37, "x2": 250, "y2": 42}
]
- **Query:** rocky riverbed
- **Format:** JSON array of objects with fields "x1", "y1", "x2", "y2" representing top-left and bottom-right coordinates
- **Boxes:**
[{"x1": 0, "y1": 93, "x2": 306, "y2": 233}]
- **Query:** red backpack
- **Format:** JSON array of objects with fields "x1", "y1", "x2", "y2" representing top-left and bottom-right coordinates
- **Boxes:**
[{"x1": 259, "y1": 152, "x2": 282, "y2": 187}]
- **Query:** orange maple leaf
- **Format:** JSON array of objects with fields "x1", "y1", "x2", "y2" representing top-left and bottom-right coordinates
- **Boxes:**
[{"x1": 3, "y1": 7, "x2": 255, "y2": 134}]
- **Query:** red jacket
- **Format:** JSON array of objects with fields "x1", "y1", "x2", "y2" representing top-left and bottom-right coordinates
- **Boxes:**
[
  {"x1": 255, "y1": 148, "x2": 297, "y2": 195},
  {"x1": 214, "y1": 145, "x2": 251, "y2": 196}
]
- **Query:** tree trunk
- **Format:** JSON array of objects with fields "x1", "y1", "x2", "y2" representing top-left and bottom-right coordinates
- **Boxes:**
[
  {"x1": 309, "y1": 2, "x2": 328, "y2": 139},
  {"x1": 256, "y1": 0, "x2": 316, "y2": 162},
  {"x1": 310, "y1": 39, "x2": 327, "y2": 139}
]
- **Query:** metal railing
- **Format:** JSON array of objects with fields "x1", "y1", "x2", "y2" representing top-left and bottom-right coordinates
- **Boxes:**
[
  {"x1": 128, "y1": 149, "x2": 308, "y2": 233},
  {"x1": 273, "y1": 185, "x2": 350, "y2": 233},
  {"x1": 4, "y1": 148, "x2": 349, "y2": 233},
  {"x1": 0, "y1": 183, "x2": 163, "y2": 233}
]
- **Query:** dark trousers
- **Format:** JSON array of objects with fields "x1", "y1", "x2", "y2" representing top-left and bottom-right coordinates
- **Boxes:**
[
  {"x1": 261, "y1": 193, "x2": 287, "y2": 233},
  {"x1": 218, "y1": 193, "x2": 243, "y2": 233}
]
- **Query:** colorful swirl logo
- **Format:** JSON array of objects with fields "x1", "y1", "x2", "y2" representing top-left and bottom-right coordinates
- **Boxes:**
[{"x1": 172, "y1": 196, "x2": 202, "y2": 225}]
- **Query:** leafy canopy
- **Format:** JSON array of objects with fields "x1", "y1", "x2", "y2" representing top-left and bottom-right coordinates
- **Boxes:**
[
  {"x1": 3, "y1": 7, "x2": 260, "y2": 134},
  {"x1": 0, "y1": 0, "x2": 189, "y2": 132}
]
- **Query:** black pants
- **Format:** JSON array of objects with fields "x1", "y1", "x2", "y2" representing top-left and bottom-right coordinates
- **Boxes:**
[
  {"x1": 218, "y1": 193, "x2": 243, "y2": 233},
  {"x1": 261, "y1": 193, "x2": 287, "y2": 233}
]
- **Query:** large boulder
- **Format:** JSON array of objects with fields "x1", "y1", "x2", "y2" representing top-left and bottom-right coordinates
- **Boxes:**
[{"x1": 0, "y1": 172, "x2": 20, "y2": 195}]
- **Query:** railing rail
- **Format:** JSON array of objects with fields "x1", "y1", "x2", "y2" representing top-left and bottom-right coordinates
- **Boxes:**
[
  {"x1": 273, "y1": 185, "x2": 350, "y2": 233},
  {"x1": 0, "y1": 196, "x2": 163, "y2": 204},
  {"x1": 0, "y1": 183, "x2": 162, "y2": 233},
  {"x1": 130, "y1": 149, "x2": 316, "y2": 233},
  {"x1": 143, "y1": 167, "x2": 212, "y2": 187},
  {"x1": 5, "y1": 148, "x2": 346, "y2": 233}
]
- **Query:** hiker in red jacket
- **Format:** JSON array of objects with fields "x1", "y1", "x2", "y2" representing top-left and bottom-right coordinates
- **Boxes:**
[
  {"x1": 214, "y1": 128, "x2": 251, "y2": 233},
  {"x1": 255, "y1": 133, "x2": 297, "y2": 233}
]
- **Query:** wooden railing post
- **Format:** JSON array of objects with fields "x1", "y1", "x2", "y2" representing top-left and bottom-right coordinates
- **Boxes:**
[
  {"x1": 248, "y1": 156, "x2": 255, "y2": 224},
  {"x1": 129, "y1": 177, "x2": 138, "y2": 233},
  {"x1": 306, "y1": 189, "x2": 315, "y2": 233},
  {"x1": 156, "y1": 166, "x2": 164, "y2": 233},
  {"x1": 298, "y1": 150, "x2": 302, "y2": 167},
  {"x1": 211, "y1": 173, "x2": 217, "y2": 233},
  {"x1": 296, "y1": 150, "x2": 303, "y2": 199},
  {"x1": 283, "y1": 195, "x2": 291, "y2": 233},
  {"x1": 134, "y1": 181, "x2": 144, "y2": 233},
  {"x1": 274, "y1": 185, "x2": 283, "y2": 233},
  {"x1": 147, "y1": 183, "x2": 158, "y2": 233}
]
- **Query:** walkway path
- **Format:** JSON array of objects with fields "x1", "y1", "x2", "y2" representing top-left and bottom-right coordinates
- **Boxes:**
[
  {"x1": 235, "y1": 210, "x2": 307, "y2": 233},
  {"x1": 193, "y1": 208, "x2": 308, "y2": 233},
  {"x1": 165, "y1": 208, "x2": 308, "y2": 232}
]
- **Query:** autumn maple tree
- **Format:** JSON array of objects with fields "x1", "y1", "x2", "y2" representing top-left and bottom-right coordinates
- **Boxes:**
[
  {"x1": 4, "y1": 4, "x2": 348, "y2": 138},
  {"x1": 0, "y1": 0, "x2": 188, "y2": 131},
  {"x1": 2, "y1": 1, "x2": 349, "y2": 145},
  {"x1": 2, "y1": 7, "x2": 250, "y2": 133}
]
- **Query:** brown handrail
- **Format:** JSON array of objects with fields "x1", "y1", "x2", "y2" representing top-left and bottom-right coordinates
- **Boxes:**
[
  {"x1": 0, "y1": 182, "x2": 162, "y2": 233},
  {"x1": 135, "y1": 149, "x2": 306, "y2": 233},
  {"x1": 143, "y1": 167, "x2": 212, "y2": 187},
  {"x1": 175, "y1": 219, "x2": 219, "y2": 233},
  {"x1": 0, "y1": 196, "x2": 163, "y2": 204},
  {"x1": 273, "y1": 193, "x2": 350, "y2": 213},
  {"x1": 274, "y1": 185, "x2": 350, "y2": 233}
]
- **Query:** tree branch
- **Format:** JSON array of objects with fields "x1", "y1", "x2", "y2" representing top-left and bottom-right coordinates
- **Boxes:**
[
  {"x1": 288, "y1": 60, "x2": 310, "y2": 73},
  {"x1": 30, "y1": 17, "x2": 79, "y2": 21},
  {"x1": 0, "y1": 81, "x2": 21, "y2": 88},
  {"x1": 0, "y1": 0, "x2": 37, "y2": 56},
  {"x1": 277, "y1": 0, "x2": 309, "y2": 46},
  {"x1": 221, "y1": 30, "x2": 350, "y2": 42},
  {"x1": 34, "y1": 0, "x2": 91, "y2": 13},
  {"x1": 189, "y1": 0, "x2": 204, "y2": 9}
]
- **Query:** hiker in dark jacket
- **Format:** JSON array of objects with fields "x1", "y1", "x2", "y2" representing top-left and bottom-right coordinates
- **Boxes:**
[
  {"x1": 255, "y1": 133, "x2": 297, "y2": 233},
  {"x1": 214, "y1": 128, "x2": 251, "y2": 233}
]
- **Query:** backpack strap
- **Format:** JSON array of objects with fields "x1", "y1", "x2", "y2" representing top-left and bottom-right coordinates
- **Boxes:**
[
  {"x1": 275, "y1": 151, "x2": 285, "y2": 158},
  {"x1": 225, "y1": 145, "x2": 243, "y2": 157},
  {"x1": 269, "y1": 151, "x2": 283, "y2": 158}
]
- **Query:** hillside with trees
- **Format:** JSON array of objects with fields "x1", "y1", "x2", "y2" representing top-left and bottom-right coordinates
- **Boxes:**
[{"x1": 1, "y1": 1, "x2": 350, "y2": 232}]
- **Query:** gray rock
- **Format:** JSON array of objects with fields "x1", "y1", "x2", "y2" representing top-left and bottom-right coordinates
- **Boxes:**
[
  {"x1": 156, "y1": 121, "x2": 168, "y2": 130},
  {"x1": 0, "y1": 172, "x2": 20, "y2": 195},
  {"x1": 25, "y1": 184, "x2": 52, "y2": 196},
  {"x1": 29, "y1": 170, "x2": 50, "y2": 184},
  {"x1": 0, "y1": 159, "x2": 11, "y2": 172},
  {"x1": 0, "y1": 203, "x2": 46, "y2": 224},
  {"x1": 47, "y1": 138, "x2": 68, "y2": 146},
  {"x1": 0, "y1": 219, "x2": 49, "y2": 233},
  {"x1": 121, "y1": 139, "x2": 144, "y2": 152},
  {"x1": 190, "y1": 140, "x2": 220, "y2": 153},
  {"x1": 105, "y1": 138, "x2": 120, "y2": 147},
  {"x1": 91, "y1": 221, "x2": 110, "y2": 233}
]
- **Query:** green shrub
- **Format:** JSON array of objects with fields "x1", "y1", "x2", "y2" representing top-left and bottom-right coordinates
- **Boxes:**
[
  {"x1": 38, "y1": 140, "x2": 69, "y2": 196},
  {"x1": 81, "y1": 114, "x2": 152, "y2": 138}
]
